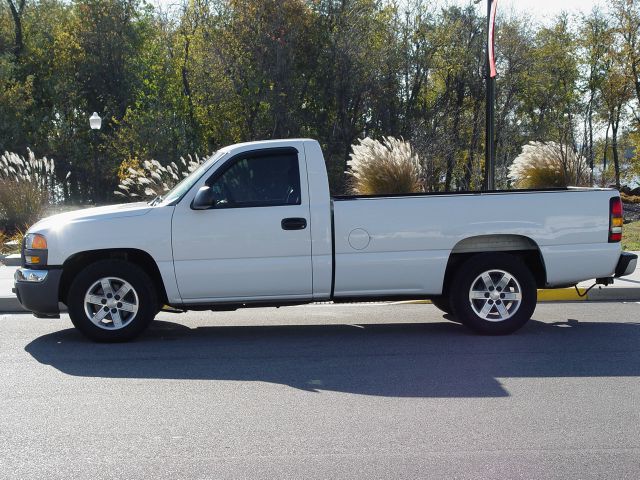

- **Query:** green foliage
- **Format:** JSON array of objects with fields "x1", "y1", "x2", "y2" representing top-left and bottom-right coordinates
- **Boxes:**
[
  {"x1": 0, "y1": 54, "x2": 34, "y2": 152},
  {"x1": 0, "y1": 0, "x2": 640, "y2": 205},
  {"x1": 622, "y1": 221, "x2": 640, "y2": 251}
]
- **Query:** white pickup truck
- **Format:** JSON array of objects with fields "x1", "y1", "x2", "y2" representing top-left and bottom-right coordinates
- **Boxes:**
[{"x1": 14, "y1": 139, "x2": 637, "y2": 341}]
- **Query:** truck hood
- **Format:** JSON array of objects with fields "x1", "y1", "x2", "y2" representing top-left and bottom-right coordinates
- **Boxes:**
[{"x1": 29, "y1": 202, "x2": 152, "y2": 233}]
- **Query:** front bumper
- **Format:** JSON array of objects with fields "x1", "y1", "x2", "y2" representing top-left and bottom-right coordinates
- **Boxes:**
[
  {"x1": 13, "y1": 268, "x2": 62, "y2": 315},
  {"x1": 615, "y1": 252, "x2": 638, "y2": 277}
]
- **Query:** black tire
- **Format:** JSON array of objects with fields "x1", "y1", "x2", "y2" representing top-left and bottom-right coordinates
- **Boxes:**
[
  {"x1": 430, "y1": 296, "x2": 452, "y2": 315},
  {"x1": 449, "y1": 253, "x2": 537, "y2": 335},
  {"x1": 67, "y1": 259, "x2": 159, "y2": 342}
]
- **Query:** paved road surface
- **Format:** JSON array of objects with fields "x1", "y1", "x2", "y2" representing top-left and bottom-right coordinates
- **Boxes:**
[{"x1": 1, "y1": 303, "x2": 639, "y2": 479}]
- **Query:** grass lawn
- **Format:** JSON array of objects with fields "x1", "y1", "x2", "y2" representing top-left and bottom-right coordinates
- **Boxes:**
[{"x1": 623, "y1": 221, "x2": 640, "y2": 251}]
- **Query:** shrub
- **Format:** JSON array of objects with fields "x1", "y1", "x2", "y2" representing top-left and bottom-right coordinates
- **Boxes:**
[
  {"x1": 0, "y1": 149, "x2": 57, "y2": 231},
  {"x1": 621, "y1": 192, "x2": 640, "y2": 204},
  {"x1": 114, "y1": 154, "x2": 204, "y2": 200},
  {"x1": 347, "y1": 137, "x2": 424, "y2": 195},
  {"x1": 0, "y1": 227, "x2": 25, "y2": 255},
  {"x1": 0, "y1": 181, "x2": 47, "y2": 231},
  {"x1": 508, "y1": 142, "x2": 590, "y2": 189}
]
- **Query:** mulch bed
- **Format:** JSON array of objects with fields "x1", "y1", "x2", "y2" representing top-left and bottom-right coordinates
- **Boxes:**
[{"x1": 624, "y1": 201, "x2": 640, "y2": 223}]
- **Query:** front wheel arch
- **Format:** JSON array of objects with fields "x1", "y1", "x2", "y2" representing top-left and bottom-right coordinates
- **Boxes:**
[{"x1": 60, "y1": 248, "x2": 167, "y2": 308}]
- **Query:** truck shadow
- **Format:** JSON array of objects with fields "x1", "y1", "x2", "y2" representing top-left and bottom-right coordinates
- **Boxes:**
[{"x1": 24, "y1": 318, "x2": 640, "y2": 398}]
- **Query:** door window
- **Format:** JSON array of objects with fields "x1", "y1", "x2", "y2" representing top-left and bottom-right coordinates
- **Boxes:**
[{"x1": 209, "y1": 151, "x2": 301, "y2": 208}]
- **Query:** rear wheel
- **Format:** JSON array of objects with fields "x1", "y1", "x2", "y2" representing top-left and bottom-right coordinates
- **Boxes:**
[
  {"x1": 450, "y1": 253, "x2": 537, "y2": 335},
  {"x1": 67, "y1": 259, "x2": 159, "y2": 342}
]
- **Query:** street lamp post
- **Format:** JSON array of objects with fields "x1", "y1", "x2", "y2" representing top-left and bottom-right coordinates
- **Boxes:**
[
  {"x1": 476, "y1": 0, "x2": 497, "y2": 191},
  {"x1": 89, "y1": 112, "x2": 102, "y2": 203}
]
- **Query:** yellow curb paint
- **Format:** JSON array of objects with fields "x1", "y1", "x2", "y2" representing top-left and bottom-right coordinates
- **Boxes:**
[
  {"x1": 393, "y1": 300, "x2": 431, "y2": 305},
  {"x1": 536, "y1": 288, "x2": 587, "y2": 302},
  {"x1": 399, "y1": 288, "x2": 588, "y2": 305}
]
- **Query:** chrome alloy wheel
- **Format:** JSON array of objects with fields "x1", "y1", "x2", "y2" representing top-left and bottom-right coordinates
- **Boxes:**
[
  {"x1": 468, "y1": 269, "x2": 522, "y2": 322},
  {"x1": 84, "y1": 277, "x2": 139, "y2": 330}
]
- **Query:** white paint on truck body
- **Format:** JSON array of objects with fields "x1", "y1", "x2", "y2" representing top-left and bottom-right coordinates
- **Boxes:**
[
  {"x1": 331, "y1": 189, "x2": 619, "y2": 296},
  {"x1": 27, "y1": 138, "x2": 622, "y2": 306}
]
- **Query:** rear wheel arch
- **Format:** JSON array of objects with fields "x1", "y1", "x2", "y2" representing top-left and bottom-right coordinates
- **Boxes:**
[
  {"x1": 441, "y1": 235, "x2": 547, "y2": 294},
  {"x1": 59, "y1": 248, "x2": 168, "y2": 307}
]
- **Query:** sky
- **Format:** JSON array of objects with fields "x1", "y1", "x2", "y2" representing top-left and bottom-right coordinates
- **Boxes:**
[
  {"x1": 489, "y1": 0, "x2": 601, "y2": 22},
  {"x1": 153, "y1": 1, "x2": 604, "y2": 24}
]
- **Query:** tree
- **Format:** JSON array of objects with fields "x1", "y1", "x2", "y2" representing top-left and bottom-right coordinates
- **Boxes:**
[
  {"x1": 578, "y1": 8, "x2": 610, "y2": 179},
  {"x1": 599, "y1": 47, "x2": 632, "y2": 188},
  {"x1": 612, "y1": 0, "x2": 640, "y2": 122}
]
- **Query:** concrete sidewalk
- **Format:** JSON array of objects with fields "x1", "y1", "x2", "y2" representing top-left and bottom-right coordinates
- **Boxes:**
[
  {"x1": 0, "y1": 265, "x2": 25, "y2": 312},
  {"x1": 1, "y1": 253, "x2": 639, "y2": 313}
]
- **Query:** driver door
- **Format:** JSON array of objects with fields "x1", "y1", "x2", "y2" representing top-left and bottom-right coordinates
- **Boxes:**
[{"x1": 171, "y1": 147, "x2": 312, "y2": 302}]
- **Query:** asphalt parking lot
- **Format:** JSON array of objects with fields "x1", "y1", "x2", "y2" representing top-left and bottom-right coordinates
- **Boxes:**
[{"x1": 1, "y1": 302, "x2": 639, "y2": 479}]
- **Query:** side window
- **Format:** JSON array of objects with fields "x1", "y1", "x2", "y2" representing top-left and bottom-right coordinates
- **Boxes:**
[{"x1": 209, "y1": 151, "x2": 301, "y2": 208}]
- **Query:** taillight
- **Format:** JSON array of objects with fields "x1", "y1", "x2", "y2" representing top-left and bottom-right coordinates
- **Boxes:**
[{"x1": 609, "y1": 197, "x2": 623, "y2": 243}]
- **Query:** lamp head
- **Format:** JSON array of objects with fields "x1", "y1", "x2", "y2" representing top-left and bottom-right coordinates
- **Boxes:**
[{"x1": 89, "y1": 112, "x2": 102, "y2": 130}]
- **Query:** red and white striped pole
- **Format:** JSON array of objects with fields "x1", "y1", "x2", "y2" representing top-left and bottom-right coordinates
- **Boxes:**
[
  {"x1": 488, "y1": 0, "x2": 498, "y2": 79},
  {"x1": 479, "y1": 0, "x2": 498, "y2": 190}
]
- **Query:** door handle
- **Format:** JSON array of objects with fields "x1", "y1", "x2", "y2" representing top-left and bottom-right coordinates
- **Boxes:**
[{"x1": 281, "y1": 217, "x2": 307, "y2": 230}]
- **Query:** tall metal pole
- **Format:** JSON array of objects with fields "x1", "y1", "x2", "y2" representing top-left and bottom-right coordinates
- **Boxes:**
[{"x1": 484, "y1": 0, "x2": 496, "y2": 191}]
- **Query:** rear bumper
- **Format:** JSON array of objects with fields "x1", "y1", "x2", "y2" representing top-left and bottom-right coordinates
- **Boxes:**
[
  {"x1": 615, "y1": 252, "x2": 638, "y2": 277},
  {"x1": 13, "y1": 268, "x2": 62, "y2": 315}
]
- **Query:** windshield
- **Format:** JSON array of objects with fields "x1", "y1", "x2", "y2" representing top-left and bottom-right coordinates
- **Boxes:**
[{"x1": 160, "y1": 150, "x2": 227, "y2": 205}]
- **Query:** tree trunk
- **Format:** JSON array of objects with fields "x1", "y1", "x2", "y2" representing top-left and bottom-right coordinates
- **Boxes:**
[
  {"x1": 611, "y1": 109, "x2": 621, "y2": 189},
  {"x1": 444, "y1": 79, "x2": 465, "y2": 191},
  {"x1": 602, "y1": 121, "x2": 610, "y2": 188},
  {"x1": 6, "y1": 0, "x2": 25, "y2": 57},
  {"x1": 463, "y1": 97, "x2": 481, "y2": 190},
  {"x1": 180, "y1": 36, "x2": 198, "y2": 150}
]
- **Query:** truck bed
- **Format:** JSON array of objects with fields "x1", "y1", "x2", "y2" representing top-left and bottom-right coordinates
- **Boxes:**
[{"x1": 331, "y1": 188, "x2": 620, "y2": 298}]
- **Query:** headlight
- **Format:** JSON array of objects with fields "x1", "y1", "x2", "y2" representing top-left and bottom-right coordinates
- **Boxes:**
[{"x1": 24, "y1": 233, "x2": 48, "y2": 250}]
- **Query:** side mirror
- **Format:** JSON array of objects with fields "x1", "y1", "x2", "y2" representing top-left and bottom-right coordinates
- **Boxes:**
[{"x1": 192, "y1": 186, "x2": 215, "y2": 210}]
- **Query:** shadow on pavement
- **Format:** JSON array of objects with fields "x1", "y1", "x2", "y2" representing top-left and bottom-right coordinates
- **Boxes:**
[{"x1": 24, "y1": 317, "x2": 640, "y2": 398}]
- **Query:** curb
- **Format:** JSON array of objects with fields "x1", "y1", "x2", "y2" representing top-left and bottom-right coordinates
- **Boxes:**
[
  {"x1": 535, "y1": 286, "x2": 640, "y2": 301},
  {"x1": 403, "y1": 287, "x2": 640, "y2": 304},
  {"x1": 0, "y1": 255, "x2": 21, "y2": 267},
  {"x1": 0, "y1": 296, "x2": 27, "y2": 313},
  {"x1": 0, "y1": 297, "x2": 68, "y2": 314},
  {"x1": 537, "y1": 288, "x2": 586, "y2": 302},
  {"x1": 1, "y1": 289, "x2": 639, "y2": 314}
]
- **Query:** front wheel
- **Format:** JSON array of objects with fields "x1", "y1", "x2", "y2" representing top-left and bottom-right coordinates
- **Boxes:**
[
  {"x1": 449, "y1": 253, "x2": 537, "y2": 335},
  {"x1": 67, "y1": 259, "x2": 159, "y2": 342}
]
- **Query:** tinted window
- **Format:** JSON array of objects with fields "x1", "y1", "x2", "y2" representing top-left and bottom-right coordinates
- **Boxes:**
[{"x1": 209, "y1": 152, "x2": 301, "y2": 208}]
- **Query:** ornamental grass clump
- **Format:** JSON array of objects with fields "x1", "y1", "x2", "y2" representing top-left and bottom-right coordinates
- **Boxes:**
[
  {"x1": 0, "y1": 149, "x2": 57, "y2": 230},
  {"x1": 508, "y1": 141, "x2": 590, "y2": 189},
  {"x1": 115, "y1": 154, "x2": 204, "y2": 200},
  {"x1": 347, "y1": 137, "x2": 424, "y2": 195}
]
